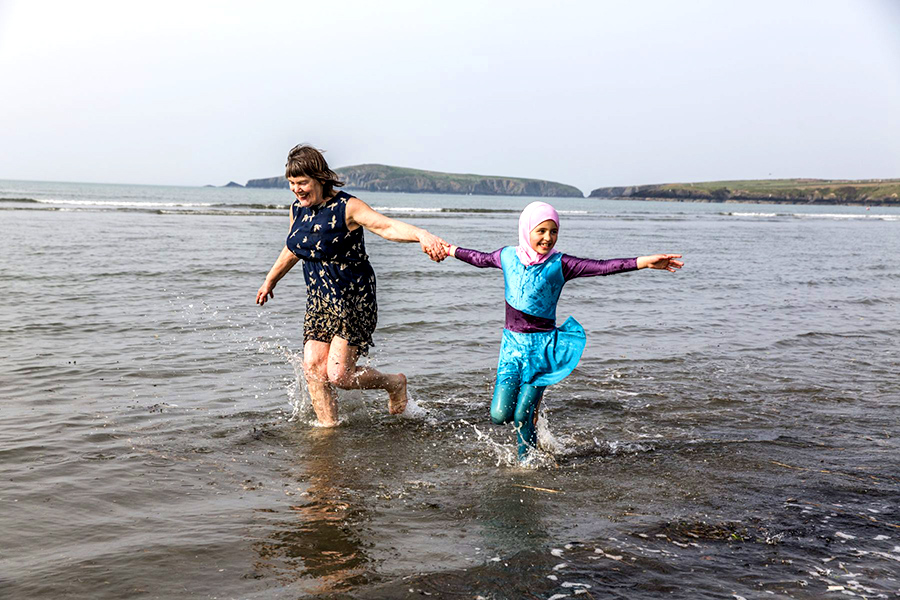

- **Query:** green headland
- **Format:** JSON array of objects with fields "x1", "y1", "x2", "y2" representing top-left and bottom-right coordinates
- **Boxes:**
[
  {"x1": 589, "y1": 178, "x2": 900, "y2": 206},
  {"x1": 245, "y1": 164, "x2": 583, "y2": 198},
  {"x1": 242, "y1": 167, "x2": 900, "y2": 205}
]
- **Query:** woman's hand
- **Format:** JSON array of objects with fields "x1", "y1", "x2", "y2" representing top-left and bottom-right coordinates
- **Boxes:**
[
  {"x1": 257, "y1": 246, "x2": 299, "y2": 306},
  {"x1": 418, "y1": 230, "x2": 448, "y2": 262},
  {"x1": 256, "y1": 280, "x2": 276, "y2": 305},
  {"x1": 638, "y1": 254, "x2": 684, "y2": 272}
]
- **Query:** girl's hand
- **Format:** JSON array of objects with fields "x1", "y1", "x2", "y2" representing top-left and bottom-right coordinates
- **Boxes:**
[
  {"x1": 256, "y1": 280, "x2": 275, "y2": 305},
  {"x1": 442, "y1": 243, "x2": 457, "y2": 258},
  {"x1": 418, "y1": 231, "x2": 448, "y2": 261},
  {"x1": 640, "y1": 254, "x2": 683, "y2": 272}
]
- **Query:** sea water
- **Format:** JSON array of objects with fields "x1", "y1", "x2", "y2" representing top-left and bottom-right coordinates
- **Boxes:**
[{"x1": 2, "y1": 180, "x2": 899, "y2": 599}]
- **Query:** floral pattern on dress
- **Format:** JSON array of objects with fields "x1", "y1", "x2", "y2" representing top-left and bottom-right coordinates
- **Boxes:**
[{"x1": 287, "y1": 191, "x2": 378, "y2": 355}]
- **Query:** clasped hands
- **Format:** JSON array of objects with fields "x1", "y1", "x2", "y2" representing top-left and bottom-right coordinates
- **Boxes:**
[{"x1": 418, "y1": 231, "x2": 453, "y2": 262}]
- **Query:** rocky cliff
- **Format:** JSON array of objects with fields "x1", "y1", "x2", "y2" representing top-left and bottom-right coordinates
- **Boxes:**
[{"x1": 245, "y1": 164, "x2": 583, "y2": 197}]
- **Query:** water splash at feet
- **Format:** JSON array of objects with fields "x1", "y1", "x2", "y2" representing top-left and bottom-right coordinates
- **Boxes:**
[{"x1": 399, "y1": 390, "x2": 429, "y2": 420}]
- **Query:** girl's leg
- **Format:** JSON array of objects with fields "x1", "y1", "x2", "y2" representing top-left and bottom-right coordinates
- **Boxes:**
[
  {"x1": 491, "y1": 374, "x2": 520, "y2": 425},
  {"x1": 325, "y1": 336, "x2": 408, "y2": 414},
  {"x1": 513, "y1": 384, "x2": 546, "y2": 459},
  {"x1": 302, "y1": 340, "x2": 339, "y2": 427}
]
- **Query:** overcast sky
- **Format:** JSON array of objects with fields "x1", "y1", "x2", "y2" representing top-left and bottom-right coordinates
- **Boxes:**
[{"x1": 1, "y1": 0, "x2": 898, "y2": 192}]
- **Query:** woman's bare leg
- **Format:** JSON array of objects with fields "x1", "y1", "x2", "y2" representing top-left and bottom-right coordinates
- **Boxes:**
[
  {"x1": 302, "y1": 340, "x2": 339, "y2": 427},
  {"x1": 326, "y1": 336, "x2": 408, "y2": 414}
]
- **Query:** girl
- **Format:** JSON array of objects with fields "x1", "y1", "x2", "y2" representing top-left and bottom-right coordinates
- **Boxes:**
[{"x1": 445, "y1": 201, "x2": 682, "y2": 462}]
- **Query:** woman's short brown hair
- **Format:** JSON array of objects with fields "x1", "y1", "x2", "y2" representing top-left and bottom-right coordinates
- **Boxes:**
[{"x1": 285, "y1": 144, "x2": 344, "y2": 196}]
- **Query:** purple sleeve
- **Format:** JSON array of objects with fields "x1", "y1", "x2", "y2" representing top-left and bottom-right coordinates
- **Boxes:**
[
  {"x1": 454, "y1": 248, "x2": 503, "y2": 269},
  {"x1": 561, "y1": 254, "x2": 638, "y2": 281}
]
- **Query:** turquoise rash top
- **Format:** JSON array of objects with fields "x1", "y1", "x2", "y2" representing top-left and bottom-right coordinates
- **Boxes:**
[{"x1": 455, "y1": 247, "x2": 638, "y2": 387}]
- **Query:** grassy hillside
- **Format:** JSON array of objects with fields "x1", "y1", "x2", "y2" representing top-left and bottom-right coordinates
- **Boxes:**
[
  {"x1": 589, "y1": 178, "x2": 900, "y2": 205},
  {"x1": 246, "y1": 164, "x2": 583, "y2": 198}
]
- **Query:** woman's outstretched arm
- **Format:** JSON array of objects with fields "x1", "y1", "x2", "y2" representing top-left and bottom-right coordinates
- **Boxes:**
[
  {"x1": 346, "y1": 197, "x2": 447, "y2": 261},
  {"x1": 256, "y1": 246, "x2": 300, "y2": 305}
]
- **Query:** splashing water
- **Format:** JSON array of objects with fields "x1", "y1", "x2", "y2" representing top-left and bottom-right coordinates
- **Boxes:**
[
  {"x1": 286, "y1": 351, "x2": 420, "y2": 425},
  {"x1": 399, "y1": 389, "x2": 430, "y2": 420},
  {"x1": 462, "y1": 419, "x2": 519, "y2": 467},
  {"x1": 536, "y1": 409, "x2": 577, "y2": 456}
]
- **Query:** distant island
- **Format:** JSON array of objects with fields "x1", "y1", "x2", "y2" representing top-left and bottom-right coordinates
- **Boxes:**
[
  {"x1": 233, "y1": 168, "x2": 900, "y2": 206},
  {"x1": 204, "y1": 181, "x2": 244, "y2": 188},
  {"x1": 589, "y1": 178, "x2": 900, "y2": 206},
  {"x1": 244, "y1": 164, "x2": 583, "y2": 197}
]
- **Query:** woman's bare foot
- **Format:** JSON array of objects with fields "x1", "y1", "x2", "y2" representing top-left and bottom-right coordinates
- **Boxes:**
[{"x1": 386, "y1": 373, "x2": 408, "y2": 414}]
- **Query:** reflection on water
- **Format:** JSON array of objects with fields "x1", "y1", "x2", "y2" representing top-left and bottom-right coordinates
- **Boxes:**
[
  {"x1": 478, "y1": 479, "x2": 551, "y2": 552},
  {"x1": 251, "y1": 429, "x2": 371, "y2": 594}
]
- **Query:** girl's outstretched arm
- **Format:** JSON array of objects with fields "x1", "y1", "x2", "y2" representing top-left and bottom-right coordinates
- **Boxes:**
[
  {"x1": 561, "y1": 253, "x2": 683, "y2": 280},
  {"x1": 562, "y1": 255, "x2": 638, "y2": 279},
  {"x1": 446, "y1": 244, "x2": 503, "y2": 269},
  {"x1": 637, "y1": 254, "x2": 684, "y2": 272}
]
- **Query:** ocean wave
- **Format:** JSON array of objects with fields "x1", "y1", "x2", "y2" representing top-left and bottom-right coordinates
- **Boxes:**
[
  {"x1": 793, "y1": 213, "x2": 900, "y2": 221},
  {"x1": 2, "y1": 199, "x2": 588, "y2": 217},
  {"x1": 374, "y1": 206, "x2": 590, "y2": 215},
  {"x1": 723, "y1": 211, "x2": 781, "y2": 218},
  {"x1": 215, "y1": 202, "x2": 289, "y2": 210},
  {"x1": 155, "y1": 209, "x2": 282, "y2": 217},
  {"x1": 17, "y1": 198, "x2": 219, "y2": 209},
  {"x1": 372, "y1": 206, "x2": 444, "y2": 213},
  {"x1": 722, "y1": 211, "x2": 900, "y2": 221}
]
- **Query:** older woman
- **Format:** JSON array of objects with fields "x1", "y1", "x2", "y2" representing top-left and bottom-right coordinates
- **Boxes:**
[{"x1": 256, "y1": 144, "x2": 446, "y2": 426}]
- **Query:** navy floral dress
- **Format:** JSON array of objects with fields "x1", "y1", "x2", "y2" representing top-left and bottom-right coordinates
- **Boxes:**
[{"x1": 286, "y1": 191, "x2": 377, "y2": 355}]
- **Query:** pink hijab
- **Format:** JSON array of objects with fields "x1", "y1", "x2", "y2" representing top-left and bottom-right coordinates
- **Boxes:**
[{"x1": 515, "y1": 201, "x2": 560, "y2": 266}]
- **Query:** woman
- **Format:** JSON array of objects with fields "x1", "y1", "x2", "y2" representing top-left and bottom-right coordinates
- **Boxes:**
[{"x1": 256, "y1": 144, "x2": 446, "y2": 426}]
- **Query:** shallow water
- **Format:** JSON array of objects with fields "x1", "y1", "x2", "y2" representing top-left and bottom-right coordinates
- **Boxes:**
[{"x1": 2, "y1": 181, "x2": 900, "y2": 599}]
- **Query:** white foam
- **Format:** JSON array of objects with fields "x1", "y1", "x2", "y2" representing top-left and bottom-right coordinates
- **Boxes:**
[
  {"x1": 371, "y1": 206, "x2": 443, "y2": 213},
  {"x1": 399, "y1": 392, "x2": 428, "y2": 419},
  {"x1": 461, "y1": 419, "x2": 519, "y2": 467},
  {"x1": 604, "y1": 440, "x2": 654, "y2": 454},
  {"x1": 535, "y1": 408, "x2": 581, "y2": 457},
  {"x1": 33, "y1": 198, "x2": 216, "y2": 208},
  {"x1": 725, "y1": 210, "x2": 900, "y2": 221}
]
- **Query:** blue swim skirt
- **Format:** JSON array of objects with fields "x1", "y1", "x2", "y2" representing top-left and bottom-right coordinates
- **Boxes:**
[{"x1": 496, "y1": 316, "x2": 587, "y2": 388}]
